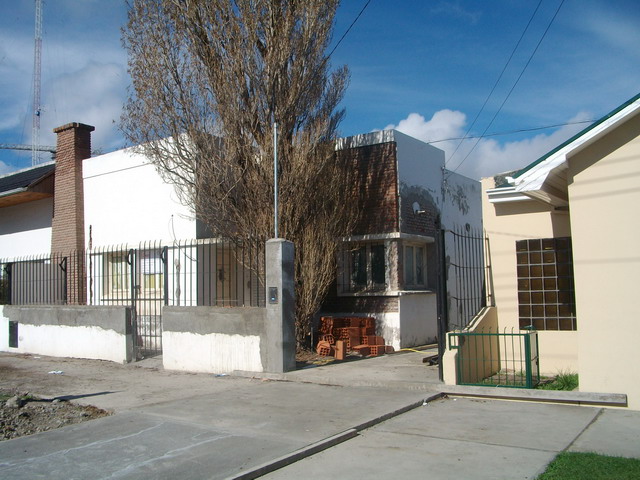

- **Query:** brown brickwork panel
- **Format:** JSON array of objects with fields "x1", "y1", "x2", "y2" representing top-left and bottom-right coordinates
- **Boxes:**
[
  {"x1": 51, "y1": 123, "x2": 94, "y2": 305},
  {"x1": 399, "y1": 182, "x2": 439, "y2": 237},
  {"x1": 322, "y1": 287, "x2": 400, "y2": 314},
  {"x1": 336, "y1": 141, "x2": 399, "y2": 235}
]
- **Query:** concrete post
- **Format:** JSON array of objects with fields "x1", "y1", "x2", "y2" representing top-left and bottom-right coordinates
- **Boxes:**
[{"x1": 265, "y1": 239, "x2": 296, "y2": 373}]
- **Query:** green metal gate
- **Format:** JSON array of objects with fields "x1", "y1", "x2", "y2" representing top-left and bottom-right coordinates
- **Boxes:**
[{"x1": 448, "y1": 329, "x2": 540, "y2": 388}]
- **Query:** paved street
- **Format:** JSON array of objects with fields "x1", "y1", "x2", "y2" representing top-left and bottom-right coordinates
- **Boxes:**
[{"x1": 0, "y1": 351, "x2": 638, "y2": 479}]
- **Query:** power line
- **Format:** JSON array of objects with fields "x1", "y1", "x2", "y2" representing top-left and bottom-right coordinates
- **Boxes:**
[
  {"x1": 327, "y1": 0, "x2": 371, "y2": 59},
  {"x1": 446, "y1": 0, "x2": 544, "y2": 167},
  {"x1": 429, "y1": 119, "x2": 593, "y2": 144},
  {"x1": 449, "y1": 0, "x2": 566, "y2": 175}
]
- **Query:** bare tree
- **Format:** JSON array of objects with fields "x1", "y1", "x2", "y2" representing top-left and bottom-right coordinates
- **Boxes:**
[{"x1": 122, "y1": 0, "x2": 359, "y2": 346}]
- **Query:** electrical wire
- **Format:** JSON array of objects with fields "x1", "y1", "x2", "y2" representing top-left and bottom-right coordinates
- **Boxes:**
[
  {"x1": 327, "y1": 0, "x2": 372, "y2": 59},
  {"x1": 446, "y1": 0, "x2": 544, "y2": 168},
  {"x1": 448, "y1": 0, "x2": 566, "y2": 176},
  {"x1": 429, "y1": 119, "x2": 593, "y2": 144}
]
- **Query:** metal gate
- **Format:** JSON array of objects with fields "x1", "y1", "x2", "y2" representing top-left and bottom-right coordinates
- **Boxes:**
[
  {"x1": 436, "y1": 226, "x2": 493, "y2": 379},
  {"x1": 128, "y1": 245, "x2": 167, "y2": 358}
]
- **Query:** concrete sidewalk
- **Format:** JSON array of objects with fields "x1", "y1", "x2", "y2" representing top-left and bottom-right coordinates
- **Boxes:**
[{"x1": 0, "y1": 351, "x2": 638, "y2": 479}]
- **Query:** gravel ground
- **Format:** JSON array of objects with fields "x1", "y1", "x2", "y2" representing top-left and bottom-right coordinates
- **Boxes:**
[{"x1": 0, "y1": 389, "x2": 110, "y2": 441}]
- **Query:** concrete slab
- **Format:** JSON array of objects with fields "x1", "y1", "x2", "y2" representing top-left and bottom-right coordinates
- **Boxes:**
[
  {"x1": 269, "y1": 349, "x2": 442, "y2": 389},
  {"x1": 139, "y1": 381, "x2": 427, "y2": 443},
  {"x1": 262, "y1": 429, "x2": 558, "y2": 480},
  {"x1": 0, "y1": 380, "x2": 427, "y2": 480},
  {"x1": 262, "y1": 397, "x2": 602, "y2": 480},
  {"x1": 0, "y1": 412, "x2": 292, "y2": 480},
  {"x1": 569, "y1": 408, "x2": 640, "y2": 459},
  {"x1": 381, "y1": 397, "x2": 601, "y2": 452}
]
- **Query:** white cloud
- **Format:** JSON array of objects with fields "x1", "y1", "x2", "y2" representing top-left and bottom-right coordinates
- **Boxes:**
[
  {"x1": 384, "y1": 109, "x2": 592, "y2": 179},
  {"x1": 39, "y1": 61, "x2": 127, "y2": 152}
]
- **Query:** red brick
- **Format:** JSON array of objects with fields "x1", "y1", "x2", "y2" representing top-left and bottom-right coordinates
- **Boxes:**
[
  {"x1": 319, "y1": 334, "x2": 335, "y2": 345},
  {"x1": 352, "y1": 345, "x2": 370, "y2": 356},
  {"x1": 360, "y1": 327, "x2": 375, "y2": 336},
  {"x1": 316, "y1": 341, "x2": 333, "y2": 357},
  {"x1": 334, "y1": 340, "x2": 346, "y2": 360}
]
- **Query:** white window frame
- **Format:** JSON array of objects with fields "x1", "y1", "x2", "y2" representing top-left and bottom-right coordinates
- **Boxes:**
[{"x1": 404, "y1": 242, "x2": 427, "y2": 289}]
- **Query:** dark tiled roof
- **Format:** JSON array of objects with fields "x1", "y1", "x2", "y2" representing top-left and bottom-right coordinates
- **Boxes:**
[{"x1": 0, "y1": 163, "x2": 55, "y2": 195}]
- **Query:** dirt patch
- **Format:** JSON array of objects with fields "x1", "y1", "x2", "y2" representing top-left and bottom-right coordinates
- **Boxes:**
[{"x1": 0, "y1": 389, "x2": 111, "y2": 441}]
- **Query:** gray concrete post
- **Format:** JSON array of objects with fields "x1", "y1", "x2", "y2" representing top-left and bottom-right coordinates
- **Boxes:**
[{"x1": 265, "y1": 239, "x2": 296, "y2": 372}]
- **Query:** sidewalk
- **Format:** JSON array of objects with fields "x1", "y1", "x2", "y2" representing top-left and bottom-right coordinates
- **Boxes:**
[{"x1": 0, "y1": 351, "x2": 638, "y2": 479}]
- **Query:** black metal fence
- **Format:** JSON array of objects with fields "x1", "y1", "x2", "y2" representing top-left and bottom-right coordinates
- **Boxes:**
[
  {"x1": 440, "y1": 227, "x2": 493, "y2": 331},
  {"x1": 1, "y1": 238, "x2": 266, "y2": 357},
  {"x1": 1, "y1": 238, "x2": 265, "y2": 309}
]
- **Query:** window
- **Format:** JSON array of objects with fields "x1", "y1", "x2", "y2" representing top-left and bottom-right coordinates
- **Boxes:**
[
  {"x1": 404, "y1": 243, "x2": 426, "y2": 288},
  {"x1": 104, "y1": 253, "x2": 129, "y2": 295},
  {"x1": 516, "y1": 237, "x2": 576, "y2": 331},
  {"x1": 342, "y1": 242, "x2": 386, "y2": 292},
  {"x1": 140, "y1": 251, "x2": 164, "y2": 292}
]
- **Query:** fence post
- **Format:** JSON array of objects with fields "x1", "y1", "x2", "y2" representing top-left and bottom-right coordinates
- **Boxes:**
[
  {"x1": 265, "y1": 239, "x2": 296, "y2": 373},
  {"x1": 436, "y1": 227, "x2": 449, "y2": 382}
]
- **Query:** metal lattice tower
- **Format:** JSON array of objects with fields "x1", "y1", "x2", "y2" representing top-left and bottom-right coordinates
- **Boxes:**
[{"x1": 32, "y1": 0, "x2": 43, "y2": 166}]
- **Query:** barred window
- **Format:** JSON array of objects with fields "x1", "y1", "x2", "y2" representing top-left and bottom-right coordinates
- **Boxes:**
[
  {"x1": 341, "y1": 242, "x2": 386, "y2": 292},
  {"x1": 516, "y1": 237, "x2": 576, "y2": 331}
]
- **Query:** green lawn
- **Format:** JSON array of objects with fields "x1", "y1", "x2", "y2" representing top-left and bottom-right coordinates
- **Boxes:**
[{"x1": 538, "y1": 452, "x2": 640, "y2": 480}]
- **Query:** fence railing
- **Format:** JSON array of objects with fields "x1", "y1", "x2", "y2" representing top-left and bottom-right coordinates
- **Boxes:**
[
  {"x1": 448, "y1": 328, "x2": 540, "y2": 388},
  {"x1": 0, "y1": 237, "x2": 266, "y2": 308},
  {"x1": 442, "y1": 227, "x2": 493, "y2": 331}
]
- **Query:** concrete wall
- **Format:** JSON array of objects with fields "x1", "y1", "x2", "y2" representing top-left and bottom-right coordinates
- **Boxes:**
[
  {"x1": 162, "y1": 306, "x2": 266, "y2": 373},
  {"x1": 398, "y1": 292, "x2": 437, "y2": 347},
  {"x1": 83, "y1": 147, "x2": 195, "y2": 248},
  {"x1": 443, "y1": 306, "x2": 498, "y2": 384},
  {"x1": 481, "y1": 177, "x2": 577, "y2": 374},
  {"x1": 0, "y1": 198, "x2": 52, "y2": 258},
  {"x1": 566, "y1": 113, "x2": 640, "y2": 409},
  {"x1": 0, "y1": 305, "x2": 133, "y2": 363},
  {"x1": 162, "y1": 239, "x2": 296, "y2": 375}
]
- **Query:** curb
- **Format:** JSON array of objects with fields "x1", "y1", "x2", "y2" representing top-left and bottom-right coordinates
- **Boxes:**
[
  {"x1": 441, "y1": 385, "x2": 628, "y2": 407},
  {"x1": 225, "y1": 393, "x2": 443, "y2": 480}
]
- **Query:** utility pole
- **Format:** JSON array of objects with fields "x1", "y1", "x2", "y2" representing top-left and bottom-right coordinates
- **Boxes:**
[{"x1": 32, "y1": 0, "x2": 43, "y2": 166}]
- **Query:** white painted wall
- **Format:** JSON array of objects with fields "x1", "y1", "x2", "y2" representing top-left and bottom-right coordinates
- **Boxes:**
[
  {"x1": 399, "y1": 293, "x2": 437, "y2": 346},
  {"x1": 163, "y1": 331, "x2": 263, "y2": 373},
  {"x1": 0, "y1": 198, "x2": 52, "y2": 258},
  {"x1": 83, "y1": 147, "x2": 196, "y2": 248},
  {"x1": 395, "y1": 129, "x2": 445, "y2": 212},
  {"x1": 0, "y1": 306, "x2": 131, "y2": 364},
  {"x1": 441, "y1": 171, "x2": 483, "y2": 232}
]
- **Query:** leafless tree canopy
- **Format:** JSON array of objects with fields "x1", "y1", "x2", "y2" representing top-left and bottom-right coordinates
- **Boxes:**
[{"x1": 122, "y1": 0, "x2": 359, "y2": 345}]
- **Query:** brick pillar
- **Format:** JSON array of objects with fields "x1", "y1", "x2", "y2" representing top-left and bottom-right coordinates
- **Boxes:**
[{"x1": 51, "y1": 122, "x2": 94, "y2": 304}]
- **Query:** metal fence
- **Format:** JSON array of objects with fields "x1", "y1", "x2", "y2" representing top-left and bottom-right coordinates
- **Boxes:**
[
  {"x1": 448, "y1": 328, "x2": 540, "y2": 388},
  {"x1": 1, "y1": 238, "x2": 266, "y2": 357},
  {"x1": 1, "y1": 238, "x2": 265, "y2": 308},
  {"x1": 441, "y1": 227, "x2": 493, "y2": 331}
]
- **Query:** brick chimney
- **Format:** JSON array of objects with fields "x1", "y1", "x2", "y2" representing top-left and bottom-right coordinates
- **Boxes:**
[{"x1": 51, "y1": 122, "x2": 94, "y2": 304}]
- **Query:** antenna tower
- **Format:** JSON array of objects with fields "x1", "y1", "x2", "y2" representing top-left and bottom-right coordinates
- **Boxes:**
[{"x1": 32, "y1": 0, "x2": 43, "y2": 166}]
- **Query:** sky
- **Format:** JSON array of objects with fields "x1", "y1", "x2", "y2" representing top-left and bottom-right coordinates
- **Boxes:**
[{"x1": 0, "y1": 0, "x2": 638, "y2": 180}]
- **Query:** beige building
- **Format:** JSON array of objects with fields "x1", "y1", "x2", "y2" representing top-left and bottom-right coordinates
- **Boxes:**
[{"x1": 480, "y1": 93, "x2": 640, "y2": 409}]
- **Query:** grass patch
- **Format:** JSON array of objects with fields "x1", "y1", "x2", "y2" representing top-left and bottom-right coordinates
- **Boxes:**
[
  {"x1": 538, "y1": 452, "x2": 640, "y2": 480},
  {"x1": 537, "y1": 372, "x2": 578, "y2": 391}
]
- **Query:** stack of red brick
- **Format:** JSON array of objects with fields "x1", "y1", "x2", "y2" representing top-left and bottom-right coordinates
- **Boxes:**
[{"x1": 315, "y1": 316, "x2": 394, "y2": 359}]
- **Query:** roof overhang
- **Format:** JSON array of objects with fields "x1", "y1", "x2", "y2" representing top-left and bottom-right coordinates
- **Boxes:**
[
  {"x1": 0, "y1": 189, "x2": 53, "y2": 208},
  {"x1": 488, "y1": 94, "x2": 640, "y2": 207},
  {"x1": 0, "y1": 164, "x2": 55, "y2": 208}
]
